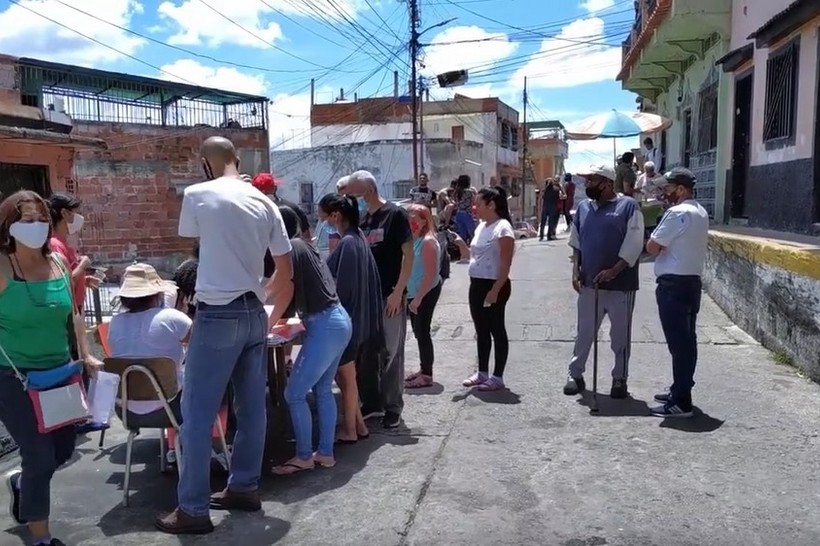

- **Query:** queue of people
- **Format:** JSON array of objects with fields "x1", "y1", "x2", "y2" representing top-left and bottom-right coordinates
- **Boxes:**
[{"x1": 0, "y1": 131, "x2": 709, "y2": 544}]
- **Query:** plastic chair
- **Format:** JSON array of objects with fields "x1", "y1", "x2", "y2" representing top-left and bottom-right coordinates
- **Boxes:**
[
  {"x1": 104, "y1": 357, "x2": 231, "y2": 507},
  {"x1": 94, "y1": 322, "x2": 113, "y2": 449}
]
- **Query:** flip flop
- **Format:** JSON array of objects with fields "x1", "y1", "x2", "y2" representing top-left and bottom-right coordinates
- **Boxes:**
[
  {"x1": 335, "y1": 437, "x2": 358, "y2": 445},
  {"x1": 271, "y1": 461, "x2": 314, "y2": 475},
  {"x1": 314, "y1": 456, "x2": 336, "y2": 468},
  {"x1": 405, "y1": 375, "x2": 433, "y2": 389},
  {"x1": 358, "y1": 433, "x2": 370, "y2": 440}
]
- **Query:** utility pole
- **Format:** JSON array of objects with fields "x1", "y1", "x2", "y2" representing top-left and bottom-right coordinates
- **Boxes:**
[
  {"x1": 409, "y1": 0, "x2": 420, "y2": 184},
  {"x1": 419, "y1": 77, "x2": 425, "y2": 174},
  {"x1": 521, "y1": 76, "x2": 529, "y2": 217}
]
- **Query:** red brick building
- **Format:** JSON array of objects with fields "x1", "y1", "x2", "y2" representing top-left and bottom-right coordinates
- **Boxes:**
[{"x1": 0, "y1": 55, "x2": 270, "y2": 274}]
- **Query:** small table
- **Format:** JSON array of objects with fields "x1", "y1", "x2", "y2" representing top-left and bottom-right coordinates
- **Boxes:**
[{"x1": 263, "y1": 322, "x2": 303, "y2": 462}]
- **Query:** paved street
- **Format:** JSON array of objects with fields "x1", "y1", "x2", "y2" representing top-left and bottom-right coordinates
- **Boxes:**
[{"x1": 2, "y1": 237, "x2": 820, "y2": 546}]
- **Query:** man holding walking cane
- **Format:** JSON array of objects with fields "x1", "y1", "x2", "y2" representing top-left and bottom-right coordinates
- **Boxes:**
[
  {"x1": 645, "y1": 168, "x2": 709, "y2": 418},
  {"x1": 563, "y1": 165, "x2": 645, "y2": 400}
]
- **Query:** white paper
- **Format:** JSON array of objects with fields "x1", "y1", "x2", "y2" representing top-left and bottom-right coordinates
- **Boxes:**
[
  {"x1": 39, "y1": 384, "x2": 90, "y2": 429},
  {"x1": 87, "y1": 371, "x2": 120, "y2": 424}
]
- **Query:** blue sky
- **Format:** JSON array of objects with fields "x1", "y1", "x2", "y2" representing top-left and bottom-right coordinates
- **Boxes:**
[{"x1": 0, "y1": 0, "x2": 640, "y2": 172}]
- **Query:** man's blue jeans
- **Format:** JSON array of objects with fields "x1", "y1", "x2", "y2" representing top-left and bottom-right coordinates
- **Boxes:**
[
  {"x1": 284, "y1": 304, "x2": 351, "y2": 460},
  {"x1": 656, "y1": 275, "x2": 702, "y2": 408},
  {"x1": 178, "y1": 292, "x2": 268, "y2": 517}
]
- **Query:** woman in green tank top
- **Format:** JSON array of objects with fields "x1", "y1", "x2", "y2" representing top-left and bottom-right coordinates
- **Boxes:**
[{"x1": 0, "y1": 190, "x2": 103, "y2": 546}]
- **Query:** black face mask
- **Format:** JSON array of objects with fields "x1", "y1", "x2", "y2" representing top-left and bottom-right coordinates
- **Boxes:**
[{"x1": 585, "y1": 185, "x2": 603, "y2": 200}]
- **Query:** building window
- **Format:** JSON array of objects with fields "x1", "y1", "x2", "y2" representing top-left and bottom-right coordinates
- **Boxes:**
[
  {"x1": 510, "y1": 125, "x2": 519, "y2": 151},
  {"x1": 452, "y1": 125, "x2": 464, "y2": 141},
  {"x1": 763, "y1": 39, "x2": 799, "y2": 143},
  {"x1": 299, "y1": 182, "x2": 314, "y2": 215},
  {"x1": 696, "y1": 82, "x2": 718, "y2": 152},
  {"x1": 393, "y1": 179, "x2": 412, "y2": 199},
  {"x1": 0, "y1": 163, "x2": 51, "y2": 197},
  {"x1": 501, "y1": 123, "x2": 511, "y2": 148}
]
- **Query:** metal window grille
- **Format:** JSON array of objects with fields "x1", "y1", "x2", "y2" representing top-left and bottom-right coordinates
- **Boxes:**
[
  {"x1": 0, "y1": 163, "x2": 51, "y2": 198},
  {"x1": 17, "y1": 63, "x2": 268, "y2": 130},
  {"x1": 763, "y1": 40, "x2": 799, "y2": 142},
  {"x1": 696, "y1": 82, "x2": 718, "y2": 152},
  {"x1": 393, "y1": 180, "x2": 412, "y2": 199}
]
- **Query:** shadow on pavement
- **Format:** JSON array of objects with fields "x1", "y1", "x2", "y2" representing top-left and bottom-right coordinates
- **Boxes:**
[
  {"x1": 450, "y1": 388, "x2": 522, "y2": 405},
  {"x1": 405, "y1": 382, "x2": 445, "y2": 396},
  {"x1": 659, "y1": 409, "x2": 724, "y2": 433},
  {"x1": 576, "y1": 391, "x2": 650, "y2": 417}
]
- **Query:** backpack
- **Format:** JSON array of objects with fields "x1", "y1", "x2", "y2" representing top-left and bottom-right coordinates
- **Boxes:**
[{"x1": 436, "y1": 231, "x2": 451, "y2": 280}]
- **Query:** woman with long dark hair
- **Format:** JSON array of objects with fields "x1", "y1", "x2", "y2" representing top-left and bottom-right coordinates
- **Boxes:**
[
  {"x1": 462, "y1": 186, "x2": 515, "y2": 392},
  {"x1": 0, "y1": 190, "x2": 102, "y2": 546},
  {"x1": 318, "y1": 193, "x2": 384, "y2": 443},
  {"x1": 404, "y1": 204, "x2": 442, "y2": 389}
]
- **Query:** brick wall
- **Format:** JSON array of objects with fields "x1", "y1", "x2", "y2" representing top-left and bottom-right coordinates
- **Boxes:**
[{"x1": 71, "y1": 123, "x2": 269, "y2": 275}]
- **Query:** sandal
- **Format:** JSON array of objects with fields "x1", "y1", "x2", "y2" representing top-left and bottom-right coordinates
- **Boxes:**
[
  {"x1": 313, "y1": 454, "x2": 336, "y2": 468},
  {"x1": 405, "y1": 370, "x2": 422, "y2": 382},
  {"x1": 335, "y1": 435, "x2": 358, "y2": 445},
  {"x1": 405, "y1": 374, "x2": 433, "y2": 389},
  {"x1": 271, "y1": 459, "x2": 314, "y2": 475},
  {"x1": 462, "y1": 372, "x2": 488, "y2": 387}
]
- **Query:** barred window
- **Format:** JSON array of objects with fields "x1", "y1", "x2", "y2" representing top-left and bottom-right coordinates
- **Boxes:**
[
  {"x1": 763, "y1": 39, "x2": 799, "y2": 142},
  {"x1": 299, "y1": 182, "x2": 314, "y2": 215},
  {"x1": 696, "y1": 82, "x2": 718, "y2": 152},
  {"x1": 393, "y1": 179, "x2": 412, "y2": 199}
]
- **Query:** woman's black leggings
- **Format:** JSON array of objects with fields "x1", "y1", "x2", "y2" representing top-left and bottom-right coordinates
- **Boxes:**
[
  {"x1": 468, "y1": 277, "x2": 512, "y2": 378},
  {"x1": 408, "y1": 282, "x2": 442, "y2": 376}
]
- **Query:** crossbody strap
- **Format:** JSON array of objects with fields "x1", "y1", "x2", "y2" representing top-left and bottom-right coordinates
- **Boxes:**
[{"x1": 0, "y1": 342, "x2": 25, "y2": 384}]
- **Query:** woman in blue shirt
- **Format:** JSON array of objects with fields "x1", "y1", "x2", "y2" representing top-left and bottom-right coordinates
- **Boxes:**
[{"x1": 404, "y1": 204, "x2": 442, "y2": 389}]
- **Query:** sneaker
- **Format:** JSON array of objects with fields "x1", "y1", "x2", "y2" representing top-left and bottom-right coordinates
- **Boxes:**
[
  {"x1": 210, "y1": 487, "x2": 262, "y2": 512},
  {"x1": 166, "y1": 449, "x2": 177, "y2": 466},
  {"x1": 563, "y1": 376, "x2": 585, "y2": 395},
  {"x1": 5, "y1": 469, "x2": 24, "y2": 525},
  {"x1": 382, "y1": 411, "x2": 401, "y2": 429},
  {"x1": 361, "y1": 407, "x2": 384, "y2": 420},
  {"x1": 155, "y1": 507, "x2": 214, "y2": 535},
  {"x1": 610, "y1": 379, "x2": 628, "y2": 399},
  {"x1": 477, "y1": 376, "x2": 505, "y2": 391},
  {"x1": 654, "y1": 391, "x2": 671, "y2": 403},
  {"x1": 462, "y1": 372, "x2": 488, "y2": 387},
  {"x1": 649, "y1": 402, "x2": 694, "y2": 419}
]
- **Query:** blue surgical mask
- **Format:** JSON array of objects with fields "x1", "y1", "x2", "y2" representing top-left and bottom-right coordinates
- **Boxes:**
[{"x1": 357, "y1": 197, "x2": 367, "y2": 216}]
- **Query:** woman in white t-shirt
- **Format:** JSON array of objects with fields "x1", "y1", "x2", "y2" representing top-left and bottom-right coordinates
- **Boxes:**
[{"x1": 462, "y1": 186, "x2": 515, "y2": 392}]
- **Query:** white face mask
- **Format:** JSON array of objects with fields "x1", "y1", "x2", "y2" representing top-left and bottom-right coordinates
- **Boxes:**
[
  {"x1": 9, "y1": 221, "x2": 50, "y2": 249},
  {"x1": 67, "y1": 213, "x2": 85, "y2": 235}
]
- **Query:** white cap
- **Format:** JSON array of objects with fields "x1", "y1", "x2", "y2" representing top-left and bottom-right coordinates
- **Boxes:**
[{"x1": 576, "y1": 164, "x2": 616, "y2": 182}]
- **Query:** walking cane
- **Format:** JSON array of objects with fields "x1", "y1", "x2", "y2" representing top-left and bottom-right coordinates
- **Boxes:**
[{"x1": 590, "y1": 283, "x2": 600, "y2": 413}]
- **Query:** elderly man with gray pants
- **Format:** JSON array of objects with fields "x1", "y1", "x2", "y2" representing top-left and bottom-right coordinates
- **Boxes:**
[
  {"x1": 345, "y1": 170, "x2": 414, "y2": 429},
  {"x1": 563, "y1": 164, "x2": 645, "y2": 400}
]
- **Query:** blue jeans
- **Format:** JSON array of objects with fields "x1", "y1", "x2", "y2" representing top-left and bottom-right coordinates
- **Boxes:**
[
  {"x1": 178, "y1": 292, "x2": 268, "y2": 517},
  {"x1": 454, "y1": 210, "x2": 475, "y2": 242},
  {"x1": 284, "y1": 304, "x2": 351, "y2": 460},
  {"x1": 656, "y1": 275, "x2": 702, "y2": 408}
]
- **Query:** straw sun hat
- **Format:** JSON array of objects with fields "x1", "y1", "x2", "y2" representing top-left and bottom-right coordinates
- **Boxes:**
[{"x1": 117, "y1": 263, "x2": 177, "y2": 299}]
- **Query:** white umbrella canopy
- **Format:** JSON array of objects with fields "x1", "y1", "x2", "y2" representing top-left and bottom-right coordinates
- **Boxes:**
[
  {"x1": 565, "y1": 109, "x2": 673, "y2": 140},
  {"x1": 565, "y1": 109, "x2": 673, "y2": 166}
]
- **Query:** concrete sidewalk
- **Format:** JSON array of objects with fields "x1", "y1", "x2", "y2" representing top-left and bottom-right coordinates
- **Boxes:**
[{"x1": 2, "y1": 237, "x2": 820, "y2": 546}]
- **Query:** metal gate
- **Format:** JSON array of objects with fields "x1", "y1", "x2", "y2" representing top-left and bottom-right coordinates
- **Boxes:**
[{"x1": 0, "y1": 163, "x2": 51, "y2": 200}]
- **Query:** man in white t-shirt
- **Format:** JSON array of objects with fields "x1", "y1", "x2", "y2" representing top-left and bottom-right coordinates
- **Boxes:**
[
  {"x1": 156, "y1": 136, "x2": 294, "y2": 535},
  {"x1": 645, "y1": 167, "x2": 709, "y2": 419}
]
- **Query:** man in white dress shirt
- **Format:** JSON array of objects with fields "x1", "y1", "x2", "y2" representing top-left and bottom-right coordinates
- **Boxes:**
[{"x1": 645, "y1": 167, "x2": 709, "y2": 418}]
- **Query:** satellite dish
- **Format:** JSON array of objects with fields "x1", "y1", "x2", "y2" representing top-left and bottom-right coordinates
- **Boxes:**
[{"x1": 437, "y1": 70, "x2": 468, "y2": 88}]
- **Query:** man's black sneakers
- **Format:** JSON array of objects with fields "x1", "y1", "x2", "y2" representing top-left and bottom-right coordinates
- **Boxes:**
[
  {"x1": 610, "y1": 379, "x2": 628, "y2": 399},
  {"x1": 650, "y1": 402, "x2": 693, "y2": 419},
  {"x1": 654, "y1": 391, "x2": 671, "y2": 403},
  {"x1": 563, "y1": 376, "x2": 586, "y2": 395},
  {"x1": 382, "y1": 411, "x2": 401, "y2": 429}
]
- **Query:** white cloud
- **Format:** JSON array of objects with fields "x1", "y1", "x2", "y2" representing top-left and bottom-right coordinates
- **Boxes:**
[
  {"x1": 580, "y1": 0, "x2": 616, "y2": 13},
  {"x1": 422, "y1": 25, "x2": 518, "y2": 99},
  {"x1": 0, "y1": 0, "x2": 144, "y2": 65},
  {"x1": 269, "y1": 91, "x2": 313, "y2": 151},
  {"x1": 509, "y1": 17, "x2": 622, "y2": 89},
  {"x1": 160, "y1": 59, "x2": 268, "y2": 95},
  {"x1": 158, "y1": 0, "x2": 366, "y2": 49}
]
